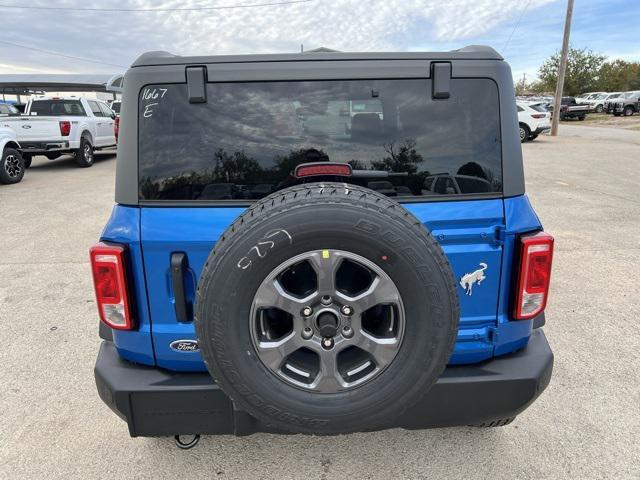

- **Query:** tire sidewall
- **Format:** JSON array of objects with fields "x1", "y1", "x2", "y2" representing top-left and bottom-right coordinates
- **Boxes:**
[
  {"x1": 0, "y1": 148, "x2": 25, "y2": 184},
  {"x1": 196, "y1": 199, "x2": 458, "y2": 433},
  {"x1": 75, "y1": 136, "x2": 94, "y2": 167},
  {"x1": 519, "y1": 124, "x2": 529, "y2": 142}
]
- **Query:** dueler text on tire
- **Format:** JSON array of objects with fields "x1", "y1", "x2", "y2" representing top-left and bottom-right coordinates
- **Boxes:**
[{"x1": 195, "y1": 183, "x2": 459, "y2": 434}]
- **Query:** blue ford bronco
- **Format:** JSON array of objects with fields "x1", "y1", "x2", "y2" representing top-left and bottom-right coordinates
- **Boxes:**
[{"x1": 92, "y1": 46, "x2": 554, "y2": 446}]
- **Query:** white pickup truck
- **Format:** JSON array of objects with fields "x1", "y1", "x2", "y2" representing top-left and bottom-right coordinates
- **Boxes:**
[{"x1": 0, "y1": 96, "x2": 116, "y2": 168}]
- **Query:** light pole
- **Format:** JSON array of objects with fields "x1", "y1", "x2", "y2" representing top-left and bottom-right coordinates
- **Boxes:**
[{"x1": 550, "y1": 0, "x2": 575, "y2": 136}]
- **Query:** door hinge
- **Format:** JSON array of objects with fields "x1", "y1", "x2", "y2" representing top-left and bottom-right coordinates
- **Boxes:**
[
  {"x1": 186, "y1": 66, "x2": 207, "y2": 104},
  {"x1": 431, "y1": 62, "x2": 451, "y2": 99}
]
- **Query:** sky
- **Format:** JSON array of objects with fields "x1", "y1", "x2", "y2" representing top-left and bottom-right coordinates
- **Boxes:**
[{"x1": 0, "y1": 0, "x2": 639, "y2": 81}]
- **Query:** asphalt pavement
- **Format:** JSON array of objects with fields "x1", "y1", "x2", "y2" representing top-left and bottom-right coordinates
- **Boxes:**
[{"x1": 1, "y1": 125, "x2": 638, "y2": 479}]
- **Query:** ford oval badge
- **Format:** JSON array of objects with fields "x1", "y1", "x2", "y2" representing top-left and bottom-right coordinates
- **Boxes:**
[
  {"x1": 22, "y1": 124, "x2": 32, "y2": 129},
  {"x1": 170, "y1": 339, "x2": 199, "y2": 352}
]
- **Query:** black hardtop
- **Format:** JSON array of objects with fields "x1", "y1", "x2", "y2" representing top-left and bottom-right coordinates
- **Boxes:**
[
  {"x1": 115, "y1": 45, "x2": 525, "y2": 205},
  {"x1": 131, "y1": 45, "x2": 503, "y2": 68}
]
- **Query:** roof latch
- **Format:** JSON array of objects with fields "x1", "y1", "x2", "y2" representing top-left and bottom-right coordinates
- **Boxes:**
[
  {"x1": 186, "y1": 66, "x2": 207, "y2": 103},
  {"x1": 431, "y1": 62, "x2": 451, "y2": 99}
]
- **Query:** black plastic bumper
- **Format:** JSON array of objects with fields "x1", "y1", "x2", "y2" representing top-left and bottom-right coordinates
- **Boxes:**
[
  {"x1": 533, "y1": 126, "x2": 551, "y2": 135},
  {"x1": 94, "y1": 329, "x2": 553, "y2": 437}
]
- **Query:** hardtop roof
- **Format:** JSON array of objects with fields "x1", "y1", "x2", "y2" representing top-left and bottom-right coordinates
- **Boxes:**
[{"x1": 131, "y1": 45, "x2": 502, "y2": 68}]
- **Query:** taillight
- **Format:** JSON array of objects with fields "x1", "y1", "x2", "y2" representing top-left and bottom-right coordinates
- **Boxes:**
[
  {"x1": 89, "y1": 243, "x2": 133, "y2": 330},
  {"x1": 514, "y1": 231, "x2": 554, "y2": 320},
  {"x1": 295, "y1": 162, "x2": 352, "y2": 178},
  {"x1": 531, "y1": 113, "x2": 546, "y2": 119},
  {"x1": 59, "y1": 121, "x2": 71, "y2": 136}
]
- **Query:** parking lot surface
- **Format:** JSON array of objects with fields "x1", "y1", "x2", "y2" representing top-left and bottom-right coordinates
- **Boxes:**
[{"x1": 1, "y1": 125, "x2": 639, "y2": 479}]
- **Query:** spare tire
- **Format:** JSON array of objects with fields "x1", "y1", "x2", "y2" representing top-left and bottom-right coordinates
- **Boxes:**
[{"x1": 195, "y1": 183, "x2": 459, "y2": 434}]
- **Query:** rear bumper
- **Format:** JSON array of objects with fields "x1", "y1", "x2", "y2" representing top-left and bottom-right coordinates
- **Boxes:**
[
  {"x1": 95, "y1": 329, "x2": 553, "y2": 437},
  {"x1": 20, "y1": 140, "x2": 70, "y2": 153},
  {"x1": 533, "y1": 125, "x2": 551, "y2": 135}
]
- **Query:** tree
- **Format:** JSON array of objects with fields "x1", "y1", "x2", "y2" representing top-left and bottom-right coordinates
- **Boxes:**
[
  {"x1": 213, "y1": 148, "x2": 262, "y2": 182},
  {"x1": 273, "y1": 148, "x2": 330, "y2": 176},
  {"x1": 515, "y1": 76, "x2": 534, "y2": 96},
  {"x1": 371, "y1": 139, "x2": 423, "y2": 173},
  {"x1": 537, "y1": 47, "x2": 606, "y2": 96},
  {"x1": 597, "y1": 60, "x2": 640, "y2": 92},
  {"x1": 347, "y1": 159, "x2": 367, "y2": 170}
]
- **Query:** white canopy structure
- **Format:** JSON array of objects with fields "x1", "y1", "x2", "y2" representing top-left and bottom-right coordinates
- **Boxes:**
[{"x1": 0, "y1": 73, "x2": 124, "y2": 102}]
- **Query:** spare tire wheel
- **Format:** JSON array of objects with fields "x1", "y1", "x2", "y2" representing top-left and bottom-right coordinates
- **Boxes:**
[{"x1": 195, "y1": 183, "x2": 459, "y2": 434}]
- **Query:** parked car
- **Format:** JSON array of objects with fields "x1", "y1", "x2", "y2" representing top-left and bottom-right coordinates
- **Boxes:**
[
  {"x1": 200, "y1": 183, "x2": 236, "y2": 200},
  {"x1": 547, "y1": 97, "x2": 588, "y2": 120},
  {"x1": 612, "y1": 91, "x2": 640, "y2": 117},
  {"x1": 92, "y1": 46, "x2": 554, "y2": 446},
  {"x1": 603, "y1": 92, "x2": 625, "y2": 113},
  {"x1": 113, "y1": 114, "x2": 120, "y2": 142},
  {"x1": 517, "y1": 102, "x2": 551, "y2": 142},
  {"x1": 393, "y1": 185, "x2": 413, "y2": 196},
  {"x1": 422, "y1": 173, "x2": 493, "y2": 195},
  {"x1": 109, "y1": 100, "x2": 122, "y2": 142},
  {"x1": 109, "y1": 100, "x2": 121, "y2": 115},
  {"x1": 0, "y1": 96, "x2": 117, "y2": 167},
  {"x1": 0, "y1": 103, "x2": 22, "y2": 117},
  {"x1": 0, "y1": 126, "x2": 25, "y2": 184},
  {"x1": 0, "y1": 101, "x2": 27, "y2": 113},
  {"x1": 367, "y1": 180, "x2": 397, "y2": 196},
  {"x1": 575, "y1": 91, "x2": 606, "y2": 103},
  {"x1": 586, "y1": 92, "x2": 620, "y2": 113}
]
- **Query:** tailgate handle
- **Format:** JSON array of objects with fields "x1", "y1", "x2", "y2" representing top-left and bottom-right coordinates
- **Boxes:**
[
  {"x1": 186, "y1": 66, "x2": 207, "y2": 103},
  {"x1": 431, "y1": 62, "x2": 451, "y2": 99},
  {"x1": 170, "y1": 252, "x2": 191, "y2": 322}
]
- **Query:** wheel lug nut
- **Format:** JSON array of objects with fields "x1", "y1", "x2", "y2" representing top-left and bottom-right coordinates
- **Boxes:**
[
  {"x1": 302, "y1": 327, "x2": 313, "y2": 340},
  {"x1": 321, "y1": 295, "x2": 332, "y2": 305},
  {"x1": 302, "y1": 306, "x2": 313, "y2": 317},
  {"x1": 321, "y1": 337, "x2": 334, "y2": 350},
  {"x1": 341, "y1": 305, "x2": 353, "y2": 316},
  {"x1": 342, "y1": 326, "x2": 353, "y2": 338}
]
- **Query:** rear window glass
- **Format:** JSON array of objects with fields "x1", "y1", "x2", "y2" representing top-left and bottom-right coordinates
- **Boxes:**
[
  {"x1": 88, "y1": 101, "x2": 104, "y2": 117},
  {"x1": 529, "y1": 104, "x2": 548, "y2": 112},
  {"x1": 0, "y1": 104, "x2": 20, "y2": 115},
  {"x1": 98, "y1": 102, "x2": 114, "y2": 117},
  {"x1": 30, "y1": 100, "x2": 86, "y2": 116},
  {"x1": 138, "y1": 79, "x2": 502, "y2": 201}
]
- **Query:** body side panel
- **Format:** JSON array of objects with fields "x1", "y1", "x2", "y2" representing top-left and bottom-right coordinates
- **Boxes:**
[
  {"x1": 493, "y1": 195, "x2": 543, "y2": 356},
  {"x1": 100, "y1": 205, "x2": 155, "y2": 364}
]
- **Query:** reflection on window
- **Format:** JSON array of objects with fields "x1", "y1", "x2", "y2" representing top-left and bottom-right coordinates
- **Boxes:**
[{"x1": 138, "y1": 79, "x2": 502, "y2": 201}]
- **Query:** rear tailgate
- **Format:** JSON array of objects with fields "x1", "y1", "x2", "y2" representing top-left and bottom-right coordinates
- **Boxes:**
[
  {"x1": 130, "y1": 67, "x2": 516, "y2": 371},
  {"x1": 140, "y1": 199, "x2": 505, "y2": 371},
  {"x1": 0, "y1": 117, "x2": 63, "y2": 142}
]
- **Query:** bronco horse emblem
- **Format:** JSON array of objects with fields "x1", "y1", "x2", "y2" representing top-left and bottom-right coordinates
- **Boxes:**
[{"x1": 459, "y1": 263, "x2": 488, "y2": 295}]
